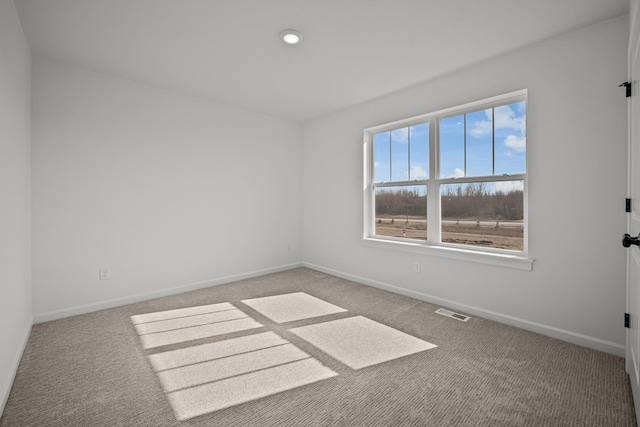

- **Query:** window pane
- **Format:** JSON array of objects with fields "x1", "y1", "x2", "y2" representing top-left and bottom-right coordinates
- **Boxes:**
[
  {"x1": 409, "y1": 123, "x2": 429, "y2": 180},
  {"x1": 494, "y1": 101, "x2": 526, "y2": 175},
  {"x1": 374, "y1": 131, "x2": 390, "y2": 182},
  {"x1": 465, "y1": 109, "x2": 493, "y2": 177},
  {"x1": 375, "y1": 185, "x2": 427, "y2": 240},
  {"x1": 391, "y1": 128, "x2": 409, "y2": 181},
  {"x1": 440, "y1": 181, "x2": 523, "y2": 251},
  {"x1": 439, "y1": 115, "x2": 465, "y2": 178}
]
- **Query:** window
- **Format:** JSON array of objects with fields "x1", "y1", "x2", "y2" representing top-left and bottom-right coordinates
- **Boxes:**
[{"x1": 363, "y1": 90, "x2": 528, "y2": 265}]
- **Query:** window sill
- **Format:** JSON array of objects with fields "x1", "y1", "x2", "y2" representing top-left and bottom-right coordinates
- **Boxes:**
[{"x1": 361, "y1": 237, "x2": 534, "y2": 271}]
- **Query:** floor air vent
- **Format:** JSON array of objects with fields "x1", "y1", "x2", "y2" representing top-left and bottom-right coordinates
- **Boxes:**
[{"x1": 435, "y1": 308, "x2": 470, "y2": 322}]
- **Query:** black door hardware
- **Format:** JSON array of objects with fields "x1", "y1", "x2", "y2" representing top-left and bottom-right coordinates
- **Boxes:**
[{"x1": 623, "y1": 233, "x2": 640, "y2": 248}]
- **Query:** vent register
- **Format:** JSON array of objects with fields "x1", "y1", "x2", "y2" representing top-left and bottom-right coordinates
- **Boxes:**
[{"x1": 435, "y1": 308, "x2": 470, "y2": 322}]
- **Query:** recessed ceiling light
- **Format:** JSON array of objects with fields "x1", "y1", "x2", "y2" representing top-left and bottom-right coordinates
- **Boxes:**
[{"x1": 280, "y1": 29, "x2": 303, "y2": 45}]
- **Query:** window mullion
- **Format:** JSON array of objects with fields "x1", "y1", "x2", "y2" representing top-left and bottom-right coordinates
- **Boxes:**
[
  {"x1": 428, "y1": 118, "x2": 440, "y2": 243},
  {"x1": 364, "y1": 133, "x2": 374, "y2": 238},
  {"x1": 438, "y1": 173, "x2": 526, "y2": 185},
  {"x1": 463, "y1": 114, "x2": 467, "y2": 176},
  {"x1": 407, "y1": 127, "x2": 411, "y2": 180},
  {"x1": 492, "y1": 107, "x2": 495, "y2": 175},
  {"x1": 388, "y1": 132, "x2": 392, "y2": 181}
]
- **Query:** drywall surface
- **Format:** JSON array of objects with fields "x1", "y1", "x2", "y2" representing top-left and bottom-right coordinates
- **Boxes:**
[
  {"x1": 0, "y1": 0, "x2": 32, "y2": 414},
  {"x1": 32, "y1": 59, "x2": 303, "y2": 319},
  {"x1": 302, "y1": 16, "x2": 629, "y2": 354}
]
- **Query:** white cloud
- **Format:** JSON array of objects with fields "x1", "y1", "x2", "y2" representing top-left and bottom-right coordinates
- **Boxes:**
[
  {"x1": 440, "y1": 168, "x2": 465, "y2": 179},
  {"x1": 504, "y1": 135, "x2": 526, "y2": 152},
  {"x1": 494, "y1": 105, "x2": 526, "y2": 133},
  {"x1": 391, "y1": 128, "x2": 409, "y2": 143},
  {"x1": 494, "y1": 180, "x2": 524, "y2": 193},
  {"x1": 468, "y1": 105, "x2": 526, "y2": 138},
  {"x1": 410, "y1": 165, "x2": 428, "y2": 179},
  {"x1": 468, "y1": 120, "x2": 492, "y2": 138}
]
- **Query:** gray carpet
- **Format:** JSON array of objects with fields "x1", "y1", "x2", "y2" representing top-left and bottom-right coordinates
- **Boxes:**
[{"x1": 0, "y1": 268, "x2": 636, "y2": 426}]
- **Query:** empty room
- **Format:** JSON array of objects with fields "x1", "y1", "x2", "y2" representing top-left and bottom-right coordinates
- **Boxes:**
[{"x1": 2, "y1": 0, "x2": 640, "y2": 425}]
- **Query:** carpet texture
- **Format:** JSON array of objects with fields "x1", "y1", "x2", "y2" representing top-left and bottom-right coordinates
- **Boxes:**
[{"x1": 0, "y1": 267, "x2": 636, "y2": 426}]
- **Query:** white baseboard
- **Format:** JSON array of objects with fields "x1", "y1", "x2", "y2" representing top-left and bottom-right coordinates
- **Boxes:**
[
  {"x1": 33, "y1": 262, "x2": 303, "y2": 324},
  {"x1": 303, "y1": 262, "x2": 625, "y2": 357},
  {"x1": 626, "y1": 339, "x2": 640, "y2": 426},
  {"x1": 1, "y1": 320, "x2": 32, "y2": 417},
  {"x1": 632, "y1": 378, "x2": 640, "y2": 427},
  {"x1": 627, "y1": 348, "x2": 640, "y2": 427}
]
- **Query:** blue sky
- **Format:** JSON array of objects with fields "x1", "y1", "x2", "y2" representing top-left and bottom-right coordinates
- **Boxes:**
[
  {"x1": 440, "y1": 101, "x2": 526, "y2": 179},
  {"x1": 374, "y1": 123, "x2": 429, "y2": 182},
  {"x1": 375, "y1": 101, "x2": 526, "y2": 190},
  {"x1": 374, "y1": 122, "x2": 429, "y2": 183}
]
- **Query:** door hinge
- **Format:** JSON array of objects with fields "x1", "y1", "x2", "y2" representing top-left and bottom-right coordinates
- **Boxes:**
[
  {"x1": 625, "y1": 313, "x2": 630, "y2": 328},
  {"x1": 627, "y1": 198, "x2": 632, "y2": 213},
  {"x1": 620, "y1": 81, "x2": 632, "y2": 97}
]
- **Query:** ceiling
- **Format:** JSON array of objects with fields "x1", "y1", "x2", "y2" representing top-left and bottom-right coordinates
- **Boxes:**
[{"x1": 15, "y1": 0, "x2": 629, "y2": 122}]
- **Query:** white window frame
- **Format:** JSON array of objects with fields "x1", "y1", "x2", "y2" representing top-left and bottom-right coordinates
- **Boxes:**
[{"x1": 362, "y1": 89, "x2": 533, "y2": 271}]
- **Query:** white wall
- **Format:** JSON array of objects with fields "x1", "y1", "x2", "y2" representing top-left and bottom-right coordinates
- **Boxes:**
[
  {"x1": 0, "y1": 0, "x2": 32, "y2": 414},
  {"x1": 32, "y1": 59, "x2": 303, "y2": 320},
  {"x1": 303, "y1": 16, "x2": 629, "y2": 355}
]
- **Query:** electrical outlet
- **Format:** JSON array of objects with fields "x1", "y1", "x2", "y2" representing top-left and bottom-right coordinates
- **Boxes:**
[
  {"x1": 413, "y1": 262, "x2": 421, "y2": 273},
  {"x1": 99, "y1": 268, "x2": 111, "y2": 280}
]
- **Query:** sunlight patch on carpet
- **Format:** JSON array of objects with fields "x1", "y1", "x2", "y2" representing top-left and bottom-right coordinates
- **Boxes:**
[
  {"x1": 132, "y1": 304, "x2": 262, "y2": 349},
  {"x1": 148, "y1": 331, "x2": 287, "y2": 371},
  {"x1": 158, "y1": 343, "x2": 313, "y2": 392},
  {"x1": 290, "y1": 316, "x2": 437, "y2": 369},
  {"x1": 131, "y1": 302, "x2": 236, "y2": 324},
  {"x1": 241, "y1": 292, "x2": 347, "y2": 323},
  {"x1": 167, "y1": 358, "x2": 337, "y2": 421},
  {"x1": 133, "y1": 308, "x2": 339, "y2": 421},
  {"x1": 134, "y1": 308, "x2": 250, "y2": 335},
  {"x1": 131, "y1": 296, "x2": 437, "y2": 420},
  {"x1": 139, "y1": 317, "x2": 263, "y2": 349}
]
